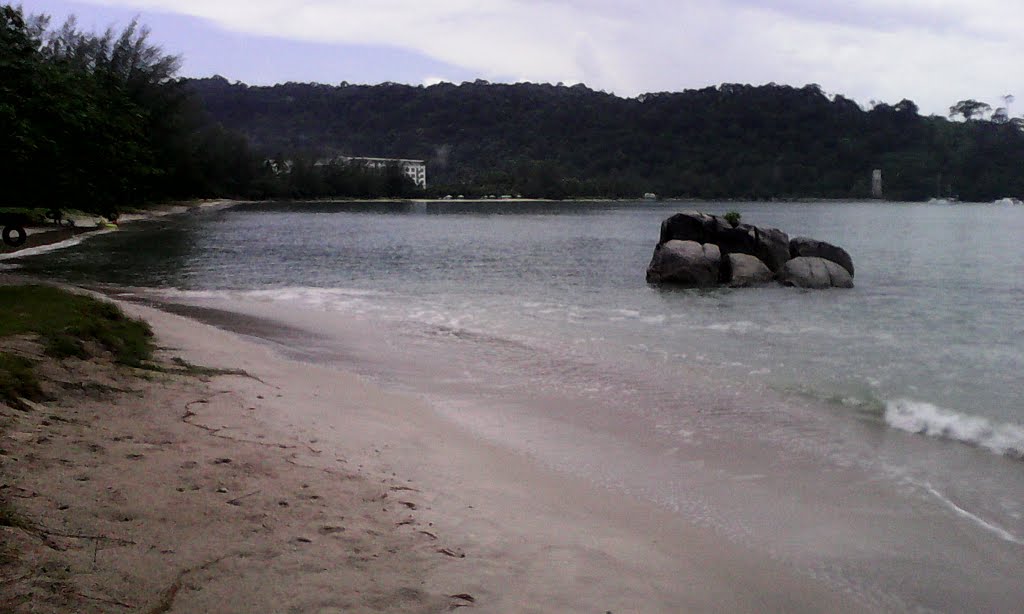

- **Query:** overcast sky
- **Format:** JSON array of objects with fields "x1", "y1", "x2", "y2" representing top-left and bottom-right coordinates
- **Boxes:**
[{"x1": 19, "y1": 0, "x2": 1024, "y2": 117}]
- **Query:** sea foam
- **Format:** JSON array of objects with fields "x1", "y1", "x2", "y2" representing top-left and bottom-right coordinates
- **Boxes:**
[
  {"x1": 884, "y1": 399, "x2": 1024, "y2": 459},
  {"x1": 156, "y1": 286, "x2": 380, "y2": 304},
  {"x1": 922, "y1": 482, "x2": 1024, "y2": 545}
]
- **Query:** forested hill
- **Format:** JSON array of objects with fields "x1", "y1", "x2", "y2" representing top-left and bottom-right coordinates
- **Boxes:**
[{"x1": 186, "y1": 77, "x2": 1024, "y2": 201}]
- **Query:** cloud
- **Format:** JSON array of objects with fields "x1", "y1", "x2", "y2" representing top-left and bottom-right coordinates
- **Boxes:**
[
  {"x1": 69, "y1": 0, "x2": 1024, "y2": 115},
  {"x1": 422, "y1": 76, "x2": 452, "y2": 87}
]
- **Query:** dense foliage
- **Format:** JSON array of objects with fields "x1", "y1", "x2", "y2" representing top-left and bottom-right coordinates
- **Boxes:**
[
  {"x1": 0, "y1": 5, "x2": 416, "y2": 214},
  {"x1": 3, "y1": 6, "x2": 190, "y2": 214},
  {"x1": 4, "y1": 4, "x2": 1023, "y2": 207},
  {"x1": 188, "y1": 77, "x2": 1024, "y2": 201}
]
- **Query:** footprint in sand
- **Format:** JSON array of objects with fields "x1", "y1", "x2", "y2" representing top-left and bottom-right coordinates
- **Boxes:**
[{"x1": 317, "y1": 526, "x2": 346, "y2": 535}]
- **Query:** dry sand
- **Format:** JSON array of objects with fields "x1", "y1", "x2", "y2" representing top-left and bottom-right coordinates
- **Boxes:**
[{"x1": 1, "y1": 295, "x2": 865, "y2": 612}]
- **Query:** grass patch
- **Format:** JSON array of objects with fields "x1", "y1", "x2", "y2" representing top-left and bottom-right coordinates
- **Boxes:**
[
  {"x1": 0, "y1": 499, "x2": 32, "y2": 531},
  {"x1": 0, "y1": 285, "x2": 154, "y2": 367},
  {"x1": 44, "y1": 334, "x2": 89, "y2": 360},
  {"x1": 0, "y1": 541, "x2": 17, "y2": 566},
  {"x1": 0, "y1": 353, "x2": 44, "y2": 408}
]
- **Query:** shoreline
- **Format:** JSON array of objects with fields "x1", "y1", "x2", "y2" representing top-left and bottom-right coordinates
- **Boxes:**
[
  {"x1": 0, "y1": 200, "x2": 242, "y2": 259},
  {"x1": 0, "y1": 282, "x2": 865, "y2": 612}
]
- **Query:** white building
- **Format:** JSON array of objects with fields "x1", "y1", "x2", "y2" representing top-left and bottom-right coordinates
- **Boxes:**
[
  {"x1": 317, "y1": 156, "x2": 427, "y2": 189},
  {"x1": 871, "y1": 169, "x2": 883, "y2": 198}
]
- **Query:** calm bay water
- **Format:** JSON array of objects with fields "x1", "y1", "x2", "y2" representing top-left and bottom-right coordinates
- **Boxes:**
[{"x1": 7, "y1": 199, "x2": 1024, "y2": 610}]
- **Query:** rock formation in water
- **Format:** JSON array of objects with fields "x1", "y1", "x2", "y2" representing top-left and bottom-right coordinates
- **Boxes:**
[
  {"x1": 646, "y1": 240, "x2": 721, "y2": 285},
  {"x1": 777, "y1": 256, "x2": 854, "y2": 288},
  {"x1": 788, "y1": 236, "x2": 854, "y2": 277},
  {"x1": 646, "y1": 211, "x2": 854, "y2": 289},
  {"x1": 725, "y1": 253, "x2": 775, "y2": 287}
]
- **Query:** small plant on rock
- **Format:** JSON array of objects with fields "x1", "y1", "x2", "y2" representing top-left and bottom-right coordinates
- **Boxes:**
[{"x1": 724, "y1": 210, "x2": 742, "y2": 227}]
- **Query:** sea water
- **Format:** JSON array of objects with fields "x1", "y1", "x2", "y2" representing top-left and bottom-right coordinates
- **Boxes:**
[{"x1": 9, "y1": 200, "x2": 1024, "y2": 610}]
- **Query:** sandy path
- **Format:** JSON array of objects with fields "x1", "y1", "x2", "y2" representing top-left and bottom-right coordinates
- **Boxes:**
[{"x1": 1, "y1": 296, "x2": 864, "y2": 612}]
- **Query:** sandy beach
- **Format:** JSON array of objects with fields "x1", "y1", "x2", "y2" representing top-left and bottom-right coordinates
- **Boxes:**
[{"x1": 0, "y1": 284, "x2": 867, "y2": 612}]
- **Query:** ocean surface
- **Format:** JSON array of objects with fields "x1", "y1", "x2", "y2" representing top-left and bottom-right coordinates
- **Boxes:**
[{"x1": 6, "y1": 199, "x2": 1024, "y2": 611}]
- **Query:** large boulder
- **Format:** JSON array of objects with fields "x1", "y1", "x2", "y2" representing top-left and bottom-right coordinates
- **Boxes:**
[
  {"x1": 659, "y1": 211, "x2": 731, "y2": 245},
  {"x1": 660, "y1": 212, "x2": 789, "y2": 272},
  {"x1": 737, "y1": 224, "x2": 790, "y2": 272},
  {"x1": 646, "y1": 240, "x2": 721, "y2": 285},
  {"x1": 648, "y1": 212, "x2": 853, "y2": 290},
  {"x1": 789, "y1": 237, "x2": 854, "y2": 277},
  {"x1": 725, "y1": 254, "x2": 773, "y2": 287},
  {"x1": 778, "y1": 256, "x2": 854, "y2": 289}
]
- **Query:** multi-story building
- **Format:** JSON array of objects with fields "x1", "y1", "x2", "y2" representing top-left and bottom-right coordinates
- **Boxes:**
[{"x1": 317, "y1": 156, "x2": 427, "y2": 189}]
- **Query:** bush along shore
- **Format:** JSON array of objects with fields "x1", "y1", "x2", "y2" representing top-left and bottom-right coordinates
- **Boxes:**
[{"x1": 646, "y1": 211, "x2": 855, "y2": 289}]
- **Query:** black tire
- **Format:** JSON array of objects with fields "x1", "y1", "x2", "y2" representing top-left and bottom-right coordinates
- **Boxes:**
[{"x1": 2, "y1": 226, "x2": 27, "y2": 247}]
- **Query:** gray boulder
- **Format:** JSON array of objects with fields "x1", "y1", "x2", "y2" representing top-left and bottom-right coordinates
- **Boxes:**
[
  {"x1": 660, "y1": 212, "x2": 789, "y2": 272},
  {"x1": 778, "y1": 256, "x2": 854, "y2": 289},
  {"x1": 646, "y1": 240, "x2": 721, "y2": 285},
  {"x1": 739, "y1": 224, "x2": 790, "y2": 272},
  {"x1": 659, "y1": 211, "x2": 731, "y2": 245},
  {"x1": 789, "y1": 237, "x2": 854, "y2": 277},
  {"x1": 726, "y1": 254, "x2": 773, "y2": 287}
]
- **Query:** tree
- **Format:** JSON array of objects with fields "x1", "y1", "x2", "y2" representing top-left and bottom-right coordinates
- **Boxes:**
[
  {"x1": 894, "y1": 99, "x2": 919, "y2": 115},
  {"x1": 949, "y1": 99, "x2": 992, "y2": 121},
  {"x1": 0, "y1": 5, "x2": 255, "y2": 212},
  {"x1": 0, "y1": 5, "x2": 48, "y2": 207}
]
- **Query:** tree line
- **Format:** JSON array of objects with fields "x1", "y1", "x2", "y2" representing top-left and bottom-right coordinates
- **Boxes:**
[
  {"x1": 189, "y1": 77, "x2": 1024, "y2": 202},
  {"x1": 0, "y1": 5, "x2": 418, "y2": 217},
  {"x1": 4, "y1": 4, "x2": 1023, "y2": 213}
]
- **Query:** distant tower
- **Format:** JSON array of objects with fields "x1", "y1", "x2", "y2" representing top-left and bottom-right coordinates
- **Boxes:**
[{"x1": 871, "y1": 169, "x2": 883, "y2": 199}]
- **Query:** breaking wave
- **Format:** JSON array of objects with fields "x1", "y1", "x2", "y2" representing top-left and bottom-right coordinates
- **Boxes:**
[{"x1": 885, "y1": 399, "x2": 1024, "y2": 459}]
